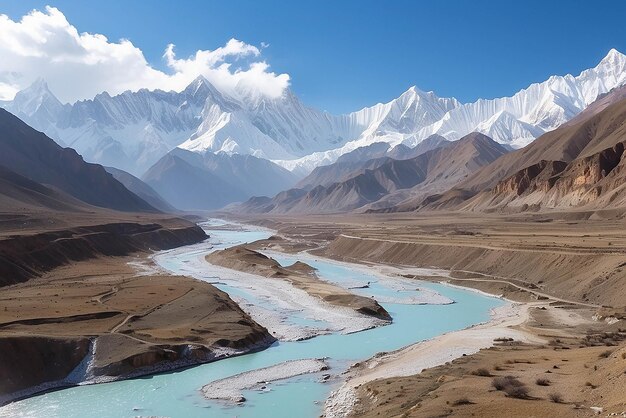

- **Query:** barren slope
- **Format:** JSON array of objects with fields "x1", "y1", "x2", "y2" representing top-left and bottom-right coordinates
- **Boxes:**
[{"x1": 0, "y1": 109, "x2": 155, "y2": 212}]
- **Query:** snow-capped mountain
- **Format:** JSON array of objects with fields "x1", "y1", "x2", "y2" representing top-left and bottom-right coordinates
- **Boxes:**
[
  {"x1": 2, "y1": 76, "x2": 230, "y2": 175},
  {"x1": 419, "y1": 49, "x2": 626, "y2": 144},
  {"x1": 272, "y1": 86, "x2": 461, "y2": 173},
  {"x1": 275, "y1": 49, "x2": 626, "y2": 173},
  {"x1": 2, "y1": 78, "x2": 69, "y2": 144},
  {"x1": 2, "y1": 49, "x2": 626, "y2": 181}
]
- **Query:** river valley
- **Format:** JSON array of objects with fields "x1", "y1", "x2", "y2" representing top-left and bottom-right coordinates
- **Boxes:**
[{"x1": 0, "y1": 219, "x2": 508, "y2": 418}]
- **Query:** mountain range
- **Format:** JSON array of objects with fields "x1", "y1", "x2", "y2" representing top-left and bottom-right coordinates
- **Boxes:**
[
  {"x1": 2, "y1": 49, "x2": 626, "y2": 210},
  {"x1": 237, "y1": 133, "x2": 509, "y2": 213},
  {"x1": 0, "y1": 108, "x2": 156, "y2": 213},
  {"x1": 402, "y1": 85, "x2": 626, "y2": 213},
  {"x1": 237, "y1": 84, "x2": 626, "y2": 215}
]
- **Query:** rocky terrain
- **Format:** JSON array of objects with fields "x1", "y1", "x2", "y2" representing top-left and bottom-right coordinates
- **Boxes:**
[
  {"x1": 348, "y1": 309, "x2": 626, "y2": 417},
  {"x1": 0, "y1": 218, "x2": 206, "y2": 287}
]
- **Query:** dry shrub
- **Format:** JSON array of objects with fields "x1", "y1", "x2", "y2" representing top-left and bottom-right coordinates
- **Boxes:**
[
  {"x1": 452, "y1": 397, "x2": 474, "y2": 406},
  {"x1": 505, "y1": 385, "x2": 529, "y2": 399},
  {"x1": 548, "y1": 392, "x2": 563, "y2": 403},
  {"x1": 599, "y1": 350, "x2": 613, "y2": 358},
  {"x1": 471, "y1": 368, "x2": 492, "y2": 377},
  {"x1": 492, "y1": 376, "x2": 529, "y2": 399}
]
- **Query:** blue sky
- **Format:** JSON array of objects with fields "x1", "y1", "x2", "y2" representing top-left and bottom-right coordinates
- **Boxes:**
[{"x1": 3, "y1": 0, "x2": 626, "y2": 113}]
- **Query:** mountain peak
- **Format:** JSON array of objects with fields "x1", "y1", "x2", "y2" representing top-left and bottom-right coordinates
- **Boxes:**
[
  {"x1": 460, "y1": 131, "x2": 496, "y2": 145},
  {"x1": 400, "y1": 85, "x2": 448, "y2": 99},
  {"x1": 28, "y1": 77, "x2": 49, "y2": 91},
  {"x1": 599, "y1": 48, "x2": 626, "y2": 66},
  {"x1": 10, "y1": 78, "x2": 63, "y2": 116},
  {"x1": 400, "y1": 85, "x2": 423, "y2": 97},
  {"x1": 189, "y1": 74, "x2": 209, "y2": 87},
  {"x1": 183, "y1": 75, "x2": 212, "y2": 95},
  {"x1": 18, "y1": 78, "x2": 54, "y2": 98},
  {"x1": 393, "y1": 86, "x2": 426, "y2": 107},
  {"x1": 182, "y1": 74, "x2": 233, "y2": 108}
]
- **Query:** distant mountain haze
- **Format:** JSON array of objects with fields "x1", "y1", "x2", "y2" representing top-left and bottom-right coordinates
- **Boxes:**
[
  {"x1": 142, "y1": 149, "x2": 299, "y2": 210},
  {"x1": 298, "y1": 135, "x2": 449, "y2": 190},
  {"x1": 238, "y1": 133, "x2": 509, "y2": 214},
  {"x1": 104, "y1": 166, "x2": 176, "y2": 212}
]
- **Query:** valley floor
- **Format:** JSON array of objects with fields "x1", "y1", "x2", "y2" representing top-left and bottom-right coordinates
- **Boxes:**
[
  {"x1": 3, "y1": 209, "x2": 626, "y2": 415},
  {"x1": 223, "y1": 210, "x2": 626, "y2": 417}
]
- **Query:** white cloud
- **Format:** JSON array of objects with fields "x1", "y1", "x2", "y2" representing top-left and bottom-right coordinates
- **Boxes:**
[{"x1": 0, "y1": 6, "x2": 290, "y2": 102}]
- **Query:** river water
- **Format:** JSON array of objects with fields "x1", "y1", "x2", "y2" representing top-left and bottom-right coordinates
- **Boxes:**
[{"x1": 0, "y1": 219, "x2": 505, "y2": 418}]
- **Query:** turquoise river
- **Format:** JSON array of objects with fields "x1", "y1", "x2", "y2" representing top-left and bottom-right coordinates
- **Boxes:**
[{"x1": 0, "y1": 219, "x2": 505, "y2": 418}]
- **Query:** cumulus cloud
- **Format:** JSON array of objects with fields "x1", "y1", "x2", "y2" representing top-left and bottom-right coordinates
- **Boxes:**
[{"x1": 0, "y1": 6, "x2": 290, "y2": 102}]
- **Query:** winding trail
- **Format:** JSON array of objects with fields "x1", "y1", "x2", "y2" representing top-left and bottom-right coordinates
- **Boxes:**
[
  {"x1": 329, "y1": 233, "x2": 600, "y2": 308},
  {"x1": 339, "y1": 233, "x2": 626, "y2": 256},
  {"x1": 440, "y1": 274, "x2": 601, "y2": 308}
]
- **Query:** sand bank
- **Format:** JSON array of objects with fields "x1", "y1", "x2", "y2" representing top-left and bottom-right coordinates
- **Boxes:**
[
  {"x1": 207, "y1": 246, "x2": 392, "y2": 320},
  {"x1": 201, "y1": 358, "x2": 329, "y2": 402},
  {"x1": 263, "y1": 249, "x2": 455, "y2": 306},
  {"x1": 154, "y1": 244, "x2": 388, "y2": 341}
]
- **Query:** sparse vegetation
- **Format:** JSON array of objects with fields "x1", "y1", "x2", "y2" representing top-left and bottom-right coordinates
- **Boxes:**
[
  {"x1": 492, "y1": 376, "x2": 529, "y2": 399},
  {"x1": 452, "y1": 397, "x2": 474, "y2": 406},
  {"x1": 548, "y1": 392, "x2": 563, "y2": 403},
  {"x1": 505, "y1": 359, "x2": 535, "y2": 364},
  {"x1": 505, "y1": 385, "x2": 530, "y2": 399},
  {"x1": 582, "y1": 331, "x2": 626, "y2": 347},
  {"x1": 471, "y1": 368, "x2": 492, "y2": 377},
  {"x1": 492, "y1": 376, "x2": 515, "y2": 391}
]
